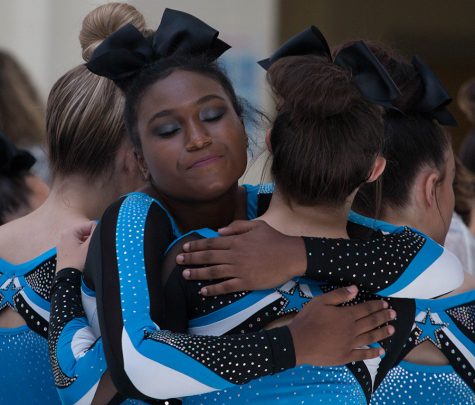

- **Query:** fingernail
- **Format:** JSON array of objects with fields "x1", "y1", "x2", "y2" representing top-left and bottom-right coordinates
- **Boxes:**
[
  {"x1": 201, "y1": 287, "x2": 208, "y2": 296},
  {"x1": 177, "y1": 254, "x2": 184, "y2": 264},
  {"x1": 387, "y1": 325, "x2": 395, "y2": 335},
  {"x1": 346, "y1": 285, "x2": 357, "y2": 294},
  {"x1": 182, "y1": 269, "x2": 190, "y2": 279},
  {"x1": 218, "y1": 227, "x2": 228, "y2": 233},
  {"x1": 382, "y1": 301, "x2": 389, "y2": 309},
  {"x1": 183, "y1": 243, "x2": 189, "y2": 252},
  {"x1": 378, "y1": 348, "x2": 385, "y2": 356},
  {"x1": 389, "y1": 309, "x2": 397, "y2": 319}
]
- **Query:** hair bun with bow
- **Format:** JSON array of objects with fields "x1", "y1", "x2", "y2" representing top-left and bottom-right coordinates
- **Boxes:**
[
  {"x1": 86, "y1": 8, "x2": 230, "y2": 88},
  {"x1": 259, "y1": 25, "x2": 401, "y2": 108}
]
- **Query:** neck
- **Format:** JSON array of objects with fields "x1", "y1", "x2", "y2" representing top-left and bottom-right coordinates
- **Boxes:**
[
  {"x1": 148, "y1": 183, "x2": 247, "y2": 233},
  {"x1": 38, "y1": 174, "x2": 117, "y2": 222},
  {"x1": 259, "y1": 187, "x2": 351, "y2": 238},
  {"x1": 381, "y1": 205, "x2": 416, "y2": 229}
]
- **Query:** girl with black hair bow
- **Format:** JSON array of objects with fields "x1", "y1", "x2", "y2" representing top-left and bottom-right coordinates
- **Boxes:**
[{"x1": 54, "y1": 15, "x2": 467, "y2": 405}]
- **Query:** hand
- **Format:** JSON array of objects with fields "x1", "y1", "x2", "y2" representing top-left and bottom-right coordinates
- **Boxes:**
[
  {"x1": 177, "y1": 220, "x2": 306, "y2": 295},
  {"x1": 288, "y1": 286, "x2": 396, "y2": 366},
  {"x1": 56, "y1": 221, "x2": 96, "y2": 273}
]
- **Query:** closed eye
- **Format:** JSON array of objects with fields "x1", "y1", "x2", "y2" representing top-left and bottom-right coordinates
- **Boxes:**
[
  {"x1": 200, "y1": 107, "x2": 226, "y2": 122},
  {"x1": 154, "y1": 124, "x2": 181, "y2": 137}
]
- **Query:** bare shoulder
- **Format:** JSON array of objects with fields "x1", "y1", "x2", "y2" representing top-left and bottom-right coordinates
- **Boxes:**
[{"x1": 0, "y1": 212, "x2": 55, "y2": 262}]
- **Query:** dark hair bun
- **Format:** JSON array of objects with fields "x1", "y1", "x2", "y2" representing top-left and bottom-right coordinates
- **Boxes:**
[{"x1": 268, "y1": 55, "x2": 361, "y2": 120}]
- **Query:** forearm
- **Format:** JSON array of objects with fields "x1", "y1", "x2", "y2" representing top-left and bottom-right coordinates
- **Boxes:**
[{"x1": 49, "y1": 268, "x2": 107, "y2": 404}]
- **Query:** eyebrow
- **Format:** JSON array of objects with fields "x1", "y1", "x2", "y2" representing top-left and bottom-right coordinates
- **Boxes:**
[{"x1": 147, "y1": 94, "x2": 226, "y2": 125}]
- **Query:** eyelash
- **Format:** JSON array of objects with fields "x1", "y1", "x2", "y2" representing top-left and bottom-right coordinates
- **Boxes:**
[
  {"x1": 155, "y1": 109, "x2": 226, "y2": 137},
  {"x1": 157, "y1": 127, "x2": 180, "y2": 137},
  {"x1": 202, "y1": 111, "x2": 225, "y2": 122}
]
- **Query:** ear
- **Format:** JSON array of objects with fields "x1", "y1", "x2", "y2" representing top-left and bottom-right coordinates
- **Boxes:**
[
  {"x1": 423, "y1": 172, "x2": 439, "y2": 208},
  {"x1": 265, "y1": 128, "x2": 272, "y2": 153},
  {"x1": 122, "y1": 148, "x2": 138, "y2": 175},
  {"x1": 366, "y1": 156, "x2": 386, "y2": 183},
  {"x1": 134, "y1": 150, "x2": 150, "y2": 180}
]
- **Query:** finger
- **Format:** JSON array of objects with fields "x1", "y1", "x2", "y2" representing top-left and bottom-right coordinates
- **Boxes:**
[
  {"x1": 182, "y1": 236, "x2": 232, "y2": 253},
  {"x1": 177, "y1": 250, "x2": 230, "y2": 266},
  {"x1": 346, "y1": 347, "x2": 385, "y2": 362},
  {"x1": 217, "y1": 220, "x2": 258, "y2": 236},
  {"x1": 199, "y1": 278, "x2": 243, "y2": 296},
  {"x1": 350, "y1": 299, "x2": 389, "y2": 320},
  {"x1": 354, "y1": 325, "x2": 395, "y2": 347},
  {"x1": 355, "y1": 309, "x2": 396, "y2": 335},
  {"x1": 182, "y1": 265, "x2": 233, "y2": 281},
  {"x1": 73, "y1": 221, "x2": 96, "y2": 239},
  {"x1": 318, "y1": 286, "x2": 359, "y2": 306}
]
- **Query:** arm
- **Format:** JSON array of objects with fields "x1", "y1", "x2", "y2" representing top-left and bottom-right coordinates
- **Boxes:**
[
  {"x1": 178, "y1": 218, "x2": 464, "y2": 298},
  {"x1": 94, "y1": 194, "x2": 295, "y2": 401},
  {"x1": 49, "y1": 221, "x2": 125, "y2": 404},
  {"x1": 95, "y1": 194, "x2": 393, "y2": 400},
  {"x1": 49, "y1": 267, "x2": 111, "y2": 404}
]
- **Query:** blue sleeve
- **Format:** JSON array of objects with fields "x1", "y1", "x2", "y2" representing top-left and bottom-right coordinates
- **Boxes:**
[
  {"x1": 48, "y1": 268, "x2": 108, "y2": 404},
  {"x1": 95, "y1": 193, "x2": 295, "y2": 401},
  {"x1": 303, "y1": 211, "x2": 465, "y2": 299}
]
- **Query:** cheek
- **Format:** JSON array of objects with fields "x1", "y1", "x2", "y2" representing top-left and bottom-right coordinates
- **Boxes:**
[{"x1": 225, "y1": 126, "x2": 248, "y2": 165}]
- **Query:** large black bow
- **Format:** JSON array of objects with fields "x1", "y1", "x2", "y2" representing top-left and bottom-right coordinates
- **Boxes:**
[
  {"x1": 411, "y1": 56, "x2": 457, "y2": 126},
  {"x1": 258, "y1": 26, "x2": 400, "y2": 107},
  {"x1": 0, "y1": 130, "x2": 36, "y2": 176},
  {"x1": 87, "y1": 8, "x2": 230, "y2": 83}
]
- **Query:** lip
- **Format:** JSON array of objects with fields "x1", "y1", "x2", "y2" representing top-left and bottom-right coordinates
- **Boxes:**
[{"x1": 187, "y1": 155, "x2": 223, "y2": 169}]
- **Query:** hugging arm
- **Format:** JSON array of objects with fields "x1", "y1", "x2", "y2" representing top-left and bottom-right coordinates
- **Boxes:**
[
  {"x1": 179, "y1": 218, "x2": 464, "y2": 298},
  {"x1": 94, "y1": 194, "x2": 295, "y2": 401}
]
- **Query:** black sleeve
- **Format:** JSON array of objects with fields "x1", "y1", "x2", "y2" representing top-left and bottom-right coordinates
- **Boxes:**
[{"x1": 303, "y1": 225, "x2": 464, "y2": 298}]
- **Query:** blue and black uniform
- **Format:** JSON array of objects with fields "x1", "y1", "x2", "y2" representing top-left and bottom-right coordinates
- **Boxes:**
[
  {"x1": 371, "y1": 290, "x2": 475, "y2": 404},
  {"x1": 49, "y1": 186, "x2": 294, "y2": 404},
  {"x1": 49, "y1": 184, "x2": 466, "y2": 403},
  {"x1": 0, "y1": 248, "x2": 61, "y2": 404},
  {"x1": 161, "y1": 210, "x2": 470, "y2": 405}
]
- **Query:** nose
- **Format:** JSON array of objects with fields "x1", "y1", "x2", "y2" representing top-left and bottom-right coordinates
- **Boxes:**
[
  {"x1": 185, "y1": 122, "x2": 212, "y2": 152},
  {"x1": 185, "y1": 121, "x2": 212, "y2": 152}
]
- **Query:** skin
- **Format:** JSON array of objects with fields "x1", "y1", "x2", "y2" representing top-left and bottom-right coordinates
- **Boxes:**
[{"x1": 136, "y1": 70, "x2": 248, "y2": 233}]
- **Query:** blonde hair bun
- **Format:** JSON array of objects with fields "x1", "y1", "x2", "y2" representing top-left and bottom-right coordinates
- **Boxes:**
[{"x1": 80, "y1": 2, "x2": 147, "y2": 62}]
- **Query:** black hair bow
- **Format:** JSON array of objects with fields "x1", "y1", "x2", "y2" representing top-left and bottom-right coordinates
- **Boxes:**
[
  {"x1": 258, "y1": 26, "x2": 400, "y2": 107},
  {"x1": 87, "y1": 8, "x2": 230, "y2": 83},
  {"x1": 0, "y1": 130, "x2": 36, "y2": 176},
  {"x1": 411, "y1": 56, "x2": 457, "y2": 126}
]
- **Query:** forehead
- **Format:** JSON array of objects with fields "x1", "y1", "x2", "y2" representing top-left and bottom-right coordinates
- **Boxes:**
[{"x1": 139, "y1": 69, "x2": 230, "y2": 112}]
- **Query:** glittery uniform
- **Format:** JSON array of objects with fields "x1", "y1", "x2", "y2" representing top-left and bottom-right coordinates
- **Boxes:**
[
  {"x1": 49, "y1": 185, "x2": 295, "y2": 404},
  {"x1": 162, "y1": 231, "x2": 394, "y2": 404},
  {"x1": 51, "y1": 183, "x2": 464, "y2": 402},
  {"x1": 0, "y1": 248, "x2": 60, "y2": 404},
  {"x1": 372, "y1": 291, "x2": 475, "y2": 404},
  {"x1": 161, "y1": 215, "x2": 466, "y2": 404}
]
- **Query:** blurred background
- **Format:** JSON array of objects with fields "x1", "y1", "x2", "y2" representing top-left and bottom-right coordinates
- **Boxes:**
[{"x1": 0, "y1": 0, "x2": 474, "y2": 179}]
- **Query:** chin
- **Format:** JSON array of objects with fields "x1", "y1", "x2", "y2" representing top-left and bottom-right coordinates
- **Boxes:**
[{"x1": 192, "y1": 180, "x2": 237, "y2": 201}]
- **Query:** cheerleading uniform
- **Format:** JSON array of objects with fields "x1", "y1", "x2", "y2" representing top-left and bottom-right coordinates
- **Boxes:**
[
  {"x1": 0, "y1": 248, "x2": 60, "y2": 403},
  {"x1": 50, "y1": 184, "x2": 464, "y2": 403}
]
